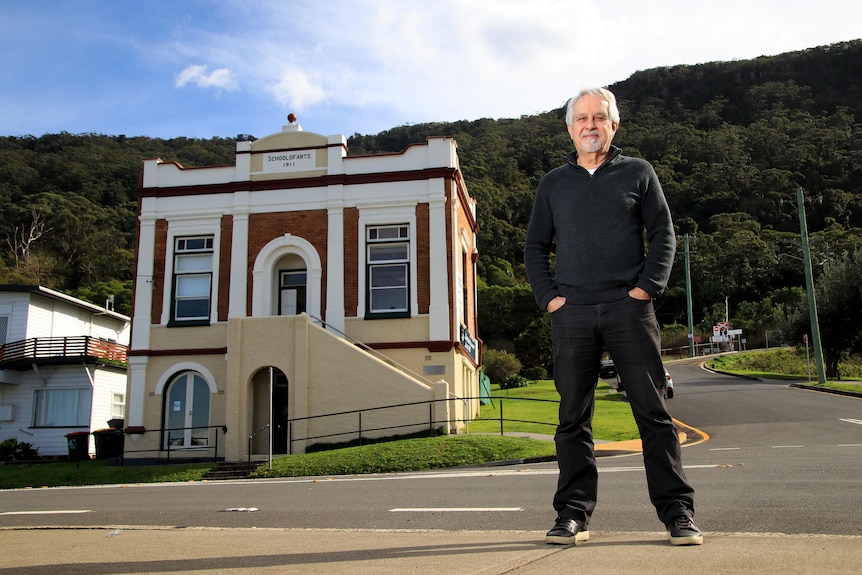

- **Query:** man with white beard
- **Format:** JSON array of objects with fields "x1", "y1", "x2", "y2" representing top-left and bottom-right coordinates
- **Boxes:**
[{"x1": 524, "y1": 87, "x2": 702, "y2": 547}]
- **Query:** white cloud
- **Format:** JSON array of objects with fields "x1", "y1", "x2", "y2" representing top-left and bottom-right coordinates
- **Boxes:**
[
  {"x1": 175, "y1": 64, "x2": 237, "y2": 91},
  {"x1": 268, "y1": 68, "x2": 326, "y2": 110},
  {"x1": 157, "y1": 0, "x2": 861, "y2": 132}
]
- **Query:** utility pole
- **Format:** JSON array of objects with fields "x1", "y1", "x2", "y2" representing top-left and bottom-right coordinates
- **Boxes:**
[
  {"x1": 797, "y1": 187, "x2": 827, "y2": 384},
  {"x1": 685, "y1": 234, "x2": 695, "y2": 357}
]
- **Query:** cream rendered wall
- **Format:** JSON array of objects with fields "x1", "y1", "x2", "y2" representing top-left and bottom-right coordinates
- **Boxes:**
[
  {"x1": 222, "y1": 315, "x2": 447, "y2": 458},
  {"x1": 122, "y1": 352, "x2": 227, "y2": 459}
]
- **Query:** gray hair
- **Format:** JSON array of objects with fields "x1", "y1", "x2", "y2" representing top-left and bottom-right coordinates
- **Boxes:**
[{"x1": 565, "y1": 87, "x2": 620, "y2": 126}]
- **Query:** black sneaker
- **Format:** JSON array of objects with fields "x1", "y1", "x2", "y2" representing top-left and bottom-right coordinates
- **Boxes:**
[
  {"x1": 545, "y1": 517, "x2": 589, "y2": 545},
  {"x1": 667, "y1": 515, "x2": 703, "y2": 546}
]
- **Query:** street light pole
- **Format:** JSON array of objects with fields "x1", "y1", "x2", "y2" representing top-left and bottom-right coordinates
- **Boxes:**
[
  {"x1": 797, "y1": 187, "x2": 827, "y2": 384},
  {"x1": 685, "y1": 234, "x2": 695, "y2": 357}
]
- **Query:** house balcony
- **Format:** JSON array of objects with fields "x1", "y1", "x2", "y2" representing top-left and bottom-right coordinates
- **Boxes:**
[{"x1": 0, "y1": 336, "x2": 129, "y2": 371}]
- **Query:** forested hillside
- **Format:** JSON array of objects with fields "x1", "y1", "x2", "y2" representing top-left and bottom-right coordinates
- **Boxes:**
[{"x1": 2, "y1": 40, "x2": 861, "y2": 376}]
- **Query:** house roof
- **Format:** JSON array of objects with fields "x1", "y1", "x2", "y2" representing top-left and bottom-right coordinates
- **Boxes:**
[{"x1": 0, "y1": 284, "x2": 130, "y2": 323}]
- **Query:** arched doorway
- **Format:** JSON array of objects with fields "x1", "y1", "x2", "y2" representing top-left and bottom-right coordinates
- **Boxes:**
[
  {"x1": 163, "y1": 371, "x2": 211, "y2": 448},
  {"x1": 279, "y1": 268, "x2": 307, "y2": 316},
  {"x1": 251, "y1": 367, "x2": 290, "y2": 455}
]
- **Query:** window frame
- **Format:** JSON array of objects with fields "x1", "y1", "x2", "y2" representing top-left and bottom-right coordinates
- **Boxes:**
[
  {"x1": 32, "y1": 387, "x2": 92, "y2": 428},
  {"x1": 169, "y1": 235, "x2": 214, "y2": 326},
  {"x1": 365, "y1": 224, "x2": 411, "y2": 319}
]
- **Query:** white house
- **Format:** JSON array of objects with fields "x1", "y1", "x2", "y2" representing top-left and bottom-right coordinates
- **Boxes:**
[
  {"x1": 126, "y1": 120, "x2": 481, "y2": 461},
  {"x1": 0, "y1": 285, "x2": 130, "y2": 457}
]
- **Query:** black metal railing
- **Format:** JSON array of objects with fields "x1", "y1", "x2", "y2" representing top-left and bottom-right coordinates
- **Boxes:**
[
  {"x1": 271, "y1": 395, "x2": 558, "y2": 455},
  {"x1": 116, "y1": 424, "x2": 228, "y2": 466}
]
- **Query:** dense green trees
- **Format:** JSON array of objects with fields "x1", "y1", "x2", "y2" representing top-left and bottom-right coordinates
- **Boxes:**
[{"x1": 2, "y1": 41, "x2": 861, "y2": 374}]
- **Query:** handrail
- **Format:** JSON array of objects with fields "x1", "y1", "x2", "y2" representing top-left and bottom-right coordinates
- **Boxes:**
[
  {"x1": 118, "y1": 424, "x2": 228, "y2": 467},
  {"x1": 280, "y1": 395, "x2": 558, "y2": 454}
]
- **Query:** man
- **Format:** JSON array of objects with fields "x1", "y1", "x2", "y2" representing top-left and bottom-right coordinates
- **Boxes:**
[{"x1": 524, "y1": 87, "x2": 702, "y2": 546}]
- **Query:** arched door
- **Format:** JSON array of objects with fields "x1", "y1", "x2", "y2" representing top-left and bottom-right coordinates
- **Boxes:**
[
  {"x1": 251, "y1": 368, "x2": 290, "y2": 455},
  {"x1": 164, "y1": 372, "x2": 210, "y2": 448},
  {"x1": 279, "y1": 269, "x2": 307, "y2": 316}
]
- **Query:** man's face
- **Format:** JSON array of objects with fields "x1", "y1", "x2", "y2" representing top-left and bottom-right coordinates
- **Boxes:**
[{"x1": 567, "y1": 94, "x2": 618, "y2": 156}]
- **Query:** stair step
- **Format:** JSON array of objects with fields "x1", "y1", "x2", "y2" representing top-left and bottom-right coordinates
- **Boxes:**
[{"x1": 202, "y1": 462, "x2": 252, "y2": 480}]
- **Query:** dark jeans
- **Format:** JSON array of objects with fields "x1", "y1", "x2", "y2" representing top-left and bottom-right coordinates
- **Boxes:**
[{"x1": 549, "y1": 296, "x2": 695, "y2": 526}]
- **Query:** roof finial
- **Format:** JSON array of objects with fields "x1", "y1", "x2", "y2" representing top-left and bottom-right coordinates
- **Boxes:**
[{"x1": 283, "y1": 113, "x2": 302, "y2": 132}]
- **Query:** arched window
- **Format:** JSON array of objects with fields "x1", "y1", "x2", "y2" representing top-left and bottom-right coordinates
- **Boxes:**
[{"x1": 163, "y1": 371, "x2": 211, "y2": 448}]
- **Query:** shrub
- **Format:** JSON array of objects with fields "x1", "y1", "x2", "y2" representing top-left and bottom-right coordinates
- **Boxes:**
[
  {"x1": 0, "y1": 438, "x2": 40, "y2": 462},
  {"x1": 483, "y1": 348, "x2": 522, "y2": 384},
  {"x1": 522, "y1": 366, "x2": 548, "y2": 380},
  {"x1": 500, "y1": 374, "x2": 532, "y2": 389}
]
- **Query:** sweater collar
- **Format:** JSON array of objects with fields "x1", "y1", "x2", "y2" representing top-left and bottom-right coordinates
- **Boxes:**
[{"x1": 565, "y1": 145, "x2": 622, "y2": 172}]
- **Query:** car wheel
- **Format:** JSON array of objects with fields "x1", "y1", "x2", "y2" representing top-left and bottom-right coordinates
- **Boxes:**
[{"x1": 666, "y1": 388, "x2": 674, "y2": 399}]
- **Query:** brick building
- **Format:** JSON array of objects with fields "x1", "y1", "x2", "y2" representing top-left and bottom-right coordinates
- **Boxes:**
[{"x1": 126, "y1": 120, "x2": 481, "y2": 461}]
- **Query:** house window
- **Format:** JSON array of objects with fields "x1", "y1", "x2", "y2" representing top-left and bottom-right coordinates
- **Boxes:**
[
  {"x1": 0, "y1": 315, "x2": 8, "y2": 345},
  {"x1": 172, "y1": 236, "x2": 213, "y2": 324},
  {"x1": 366, "y1": 225, "x2": 409, "y2": 317},
  {"x1": 111, "y1": 393, "x2": 125, "y2": 420},
  {"x1": 33, "y1": 388, "x2": 92, "y2": 427}
]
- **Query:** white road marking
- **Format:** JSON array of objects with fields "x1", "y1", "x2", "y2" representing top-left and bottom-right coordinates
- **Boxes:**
[
  {"x1": 1, "y1": 510, "x2": 91, "y2": 515},
  {"x1": 839, "y1": 418, "x2": 862, "y2": 426},
  {"x1": 390, "y1": 507, "x2": 523, "y2": 512},
  {"x1": 709, "y1": 447, "x2": 741, "y2": 451}
]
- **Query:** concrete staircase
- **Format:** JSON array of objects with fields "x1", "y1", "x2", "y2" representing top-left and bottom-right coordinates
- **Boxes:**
[{"x1": 202, "y1": 461, "x2": 252, "y2": 480}]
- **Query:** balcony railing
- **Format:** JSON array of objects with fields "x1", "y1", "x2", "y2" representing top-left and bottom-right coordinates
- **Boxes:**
[{"x1": 0, "y1": 336, "x2": 129, "y2": 370}]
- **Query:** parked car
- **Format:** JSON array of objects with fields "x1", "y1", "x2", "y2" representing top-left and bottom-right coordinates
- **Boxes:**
[
  {"x1": 603, "y1": 360, "x2": 674, "y2": 399},
  {"x1": 599, "y1": 359, "x2": 617, "y2": 378}
]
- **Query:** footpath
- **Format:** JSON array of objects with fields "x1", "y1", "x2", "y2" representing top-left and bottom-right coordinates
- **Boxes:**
[{"x1": 3, "y1": 521, "x2": 861, "y2": 574}]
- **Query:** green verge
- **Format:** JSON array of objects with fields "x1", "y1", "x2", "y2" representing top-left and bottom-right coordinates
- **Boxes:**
[
  {"x1": 1, "y1": 379, "x2": 640, "y2": 487},
  {"x1": 0, "y1": 458, "x2": 213, "y2": 490},
  {"x1": 707, "y1": 348, "x2": 862, "y2": 394},
  {"x1": 253, "y1": 435, "x2": 557, "y2": 478},
  {"x1": 469, "y1": 379, "x2": 639, "y2": 442}
]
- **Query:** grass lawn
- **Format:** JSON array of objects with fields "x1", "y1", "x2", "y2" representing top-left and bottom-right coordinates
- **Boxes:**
[
  {"x1": 708, "y1": 348, "x2": 862, "y2": 393},
  {"x1": 470, "y1": 379, "x2": 640, "y2": 442},
  {"x1": 0, "y1": 458, "x2": 214, "y2": 490},
  {"x1": 1, "y1": 379, "x2": 640, "y2": 488}
]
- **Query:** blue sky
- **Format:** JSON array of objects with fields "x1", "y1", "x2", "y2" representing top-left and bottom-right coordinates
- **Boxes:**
[{"x1": 1, "y1": 0, "x2": 859, "y2": 140}]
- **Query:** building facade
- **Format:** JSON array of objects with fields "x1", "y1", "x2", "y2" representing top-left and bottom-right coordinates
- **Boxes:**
[
  {"x1": 127, "y1": 121, "x2": 481, "y2": 461},
  {"x1": 0, "y1": 285, "x2": 130, "y2": 457}
]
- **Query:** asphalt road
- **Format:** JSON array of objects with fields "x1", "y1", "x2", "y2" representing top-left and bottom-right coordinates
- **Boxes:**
[{"x1": 2, "y1": 359, "x2": 861, "y2": 538}]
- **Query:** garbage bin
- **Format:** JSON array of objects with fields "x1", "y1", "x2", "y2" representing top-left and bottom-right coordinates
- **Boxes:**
[
  {"x1": 65, "y1": 431, "x2": 90, "y2": 461},
  {"x1": 92, "y1": 429, "x2": 124, "y2": 459}
]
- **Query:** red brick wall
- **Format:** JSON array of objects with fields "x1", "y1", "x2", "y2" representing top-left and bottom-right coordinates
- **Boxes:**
[
  {"x1": 218, "y1": 215, "x2": 233, "y2": 322},
  {"x1": 246, "y1": 210, "x2": 329, "y2": 317},
  {"x1": 416, "y1": 203, "x2": 430, "y2": 314},
  {"x1": 150, "y1": 219, "x2": 168, "y2": 325},
  {"x1": 343, "y1": 207, "x2": 359, "y2": 317}
]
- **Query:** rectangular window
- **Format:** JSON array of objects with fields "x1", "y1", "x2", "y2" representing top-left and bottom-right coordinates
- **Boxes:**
[
  {"x1": 367, "y1": 225, "x2": 409, "y2": 317},
  {"x1": 33, "y1": 388, "x2": 92, "y2": 427},
  {"x1": 172, "y1": 236, "x2": 213, "y2": 323},
  {"x1": 111, "y1": 393, "x2": 125, "y2": 420},
  {"x1": 0, "y1": 315, "x2": 7, "y2": 345}
]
